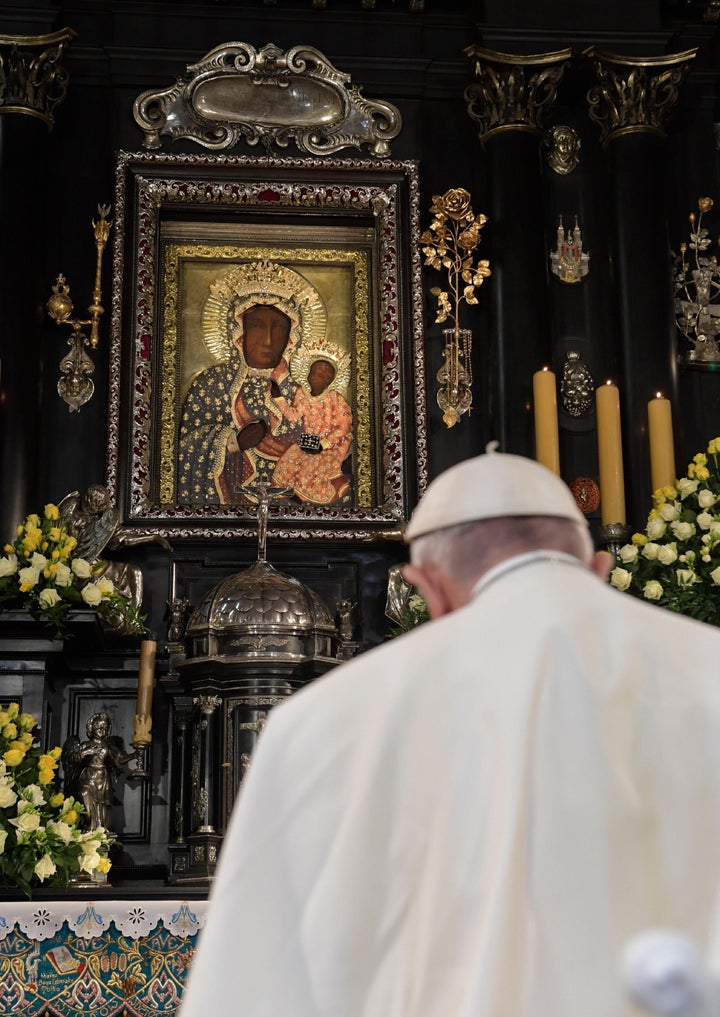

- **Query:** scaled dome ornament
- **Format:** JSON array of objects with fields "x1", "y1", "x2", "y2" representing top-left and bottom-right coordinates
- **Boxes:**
[{"x1": 185, "y1": 559, "x2": 338, "y2": 663}]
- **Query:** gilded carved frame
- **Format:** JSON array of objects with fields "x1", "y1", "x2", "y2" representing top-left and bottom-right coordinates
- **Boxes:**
[{"x1": 107, "y1": 152, "x2": 427, "y2": 540}]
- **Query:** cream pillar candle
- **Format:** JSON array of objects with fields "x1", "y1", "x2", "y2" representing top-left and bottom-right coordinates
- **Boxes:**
[
  {"x1": 136, "y1": 639, "x2": 156, "y2": 718},
  {"x1": 596, "y1": 381, "x2": 626, "y2": 525},
  {"x1": 648, "y1": 393, "x2": 676, "y2": 494},
  {"x1": 532, "y1": 367, "x2": 560, "y2": 475}
]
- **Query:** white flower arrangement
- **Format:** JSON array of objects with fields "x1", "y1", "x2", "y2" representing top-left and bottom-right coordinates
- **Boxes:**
[
  {"x1": 610, "y1": 438, "x2": 720, "y2": 626},
  {"x1": 0, "y1": 703, "x2": 114, "y2": 897},
  {"x1": 0, "y1": 504, "x2": 141, "y2": 637}
]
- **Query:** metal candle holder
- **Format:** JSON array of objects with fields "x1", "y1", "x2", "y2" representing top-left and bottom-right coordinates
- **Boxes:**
[{"x1": 46, "y1": 204, "x2": 113, "y2": 412}]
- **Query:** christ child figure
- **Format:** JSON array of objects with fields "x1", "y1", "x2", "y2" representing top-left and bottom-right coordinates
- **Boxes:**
[{"x1": 273, "y1": 354, "x2": 353, "y2": 505}]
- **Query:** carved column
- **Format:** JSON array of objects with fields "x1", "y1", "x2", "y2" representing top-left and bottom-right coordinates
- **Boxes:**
[
  {"x1": 167, "y1": 696, "x2": 194, "y2": 882},
  {"x1": 584, "y1": 48, "x2": 697, "y2": 528},
  {"x1": 186, "y1": 694, "x2": 222, "y2": 881},
  {"x1": 464, "y1": 47, "x2": 572, "y2": 455},
  {"x1": 0, "y1": 30, "x2": 75, "y2": 542}
]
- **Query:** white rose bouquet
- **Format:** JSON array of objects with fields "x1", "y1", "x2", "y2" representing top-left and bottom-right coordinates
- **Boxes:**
[
  {"x1": 0, "y1": 504, "x2": 140, "y2": 637},
  {"x1": 610, "y1": 437, "x2": 720, "y2": 626},
  {"x1": 0, "y1": 702, "x2": 114, "y2": 898}
]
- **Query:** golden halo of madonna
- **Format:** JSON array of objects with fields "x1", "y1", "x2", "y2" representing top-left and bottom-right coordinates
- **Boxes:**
[
  {"x1": 202, "y1": 260, "x2": 328, "y2": 363},
  {"x1": 290, "y1": 337, "x2": 352, "y2": 395}
]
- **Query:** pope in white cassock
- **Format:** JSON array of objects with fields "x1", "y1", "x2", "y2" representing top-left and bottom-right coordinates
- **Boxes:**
[{"x1": 180, "y1": 445, "x2": 720, "y2": 1017}]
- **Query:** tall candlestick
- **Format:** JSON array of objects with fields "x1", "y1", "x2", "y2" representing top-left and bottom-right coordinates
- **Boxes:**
[
  {"x1": 533, "y1": 367, "x2": 560, "y2": 475},
  {"x1": 136, "y1": 639, "x2": 156, "y2": 719},
  {"x1": 648, "y1": 393, "x2": 676, "y2": 494},
  {"x1": 596, "y1": 381, "x2": 626, "y2": 525}
]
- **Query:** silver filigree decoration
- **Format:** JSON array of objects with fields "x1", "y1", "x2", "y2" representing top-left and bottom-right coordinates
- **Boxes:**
[
  {"x1": 133, "y1": 42, "x2": 402, "y2": 158},
  {"x1": 560, "y1": 351, "x2": 594, "y2": 417}
]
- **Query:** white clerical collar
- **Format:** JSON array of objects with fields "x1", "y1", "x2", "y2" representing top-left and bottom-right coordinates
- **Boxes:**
[{"x1": 469, "y1": 550, "x2": 587, "y2": 601}]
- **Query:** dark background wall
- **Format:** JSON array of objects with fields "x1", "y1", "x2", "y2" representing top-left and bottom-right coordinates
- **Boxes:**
[{"x1": 1, "y1": 0, "x2": 719, "y2": 878}]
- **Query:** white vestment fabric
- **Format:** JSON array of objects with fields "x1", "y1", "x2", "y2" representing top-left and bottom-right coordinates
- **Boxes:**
[{"x1": 180, "y1": 558, "x2": 720, "y2": 1017}]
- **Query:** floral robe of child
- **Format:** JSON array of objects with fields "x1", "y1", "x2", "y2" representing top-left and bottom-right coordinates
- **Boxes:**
[{"x1": 273, "y1": 387, "x2": 353, "y2": 504}]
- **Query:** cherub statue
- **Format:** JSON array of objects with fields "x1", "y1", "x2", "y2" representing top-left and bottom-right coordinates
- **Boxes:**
[
  {"x1": 58, "y1": 484, "x2": 171, "y2": 620},
  {"x1": 336, "y1": 598, "x2": 356, "y2": 643},
  {"x1": 167, "y1": 596, "x2": 192, "y2": 644},
  {"x1": 62, "y1": 712, "x2": 135, "y2": 834}
]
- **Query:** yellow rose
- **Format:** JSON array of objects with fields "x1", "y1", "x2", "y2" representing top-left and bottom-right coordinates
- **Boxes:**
[
  {"x1": 6, "y1": 704, "x2": 19, "y2": 720},
  {"x1": 64, "y1": 809, "x2": 79, "y2": 825},
  {"x1": 0, "y1": 713, "x2": 6, "y2": 728},
  {"x1": 39, "y1": 753, "x2": 57, "y2": 770},
  {"x1": 38, "y1": 768, "x2": 54, "y2": 785},
  {"x1": 49, "y1": 746, "x2": 62, "y2": 761},
  {"x1": 3, "y1": 749, "x2": 24, "y2": 767},
  {"x1": 4, "y1": 544, "x2": 14, "y2": 554},
  {"x1": 97, "y1": 856, "x2": 112, "y2": 874},
  {"x1": 19, "y1": 732, "x2": 33, "y2": 747},
  {"x1": 16, "y1": 524, "x2": 23, "y2": 538},
  {"x1": 26, "y1": 514, "x2": 41, "y2": 528},
  {"x1": 2, "y1": 723, "x2": 17, "y2": 740},
  {"x1": 44, "y1": 504, "x2": 60, "y2": 521},
  {"x1": 50, "y1": 792, "x2": 64, "y2": 807},
  {"x1": 8, "y1": 741, "x2": 27, "y2": 754},
  {"x1": 662, "y1": 485, "x2": 677, "y2": 499},
  {"x1": 694, "y1": 453, "x2": 708, "y2": 465},
  {"x1": 696, "y1": 466, "x2": 710, "y2": 481},
  {"x1": 48, "y1": 527, "x2": 61, "y2": 542},
  {"x1": 18, "y1": 712, "x2": 35, "y2": 732},
  {"x1": 631, "y1": 533, "x2": 648, "y2": 546},
  {"x1": 708, "y1": 438, "x2": 719, "y2": 455}
]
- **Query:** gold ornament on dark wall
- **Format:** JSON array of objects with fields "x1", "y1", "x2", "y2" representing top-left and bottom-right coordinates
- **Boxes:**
[
  {"x1": 673, "y1": 196, "x2": 720, "y2": 364},
  {"x1": 584, "y1": 47, "x2": 697, "y2": 147},
  {"x1": 463, "y1": 46, "x2": 573, "y2": 144},
  {"x1": 546, "y1": 125, "x2": 581, "y2": 175},
  {"x1": 0, "y1": 29, "x2": 76, "y2": 127},
  {"x1": 569, "y1": 477, "x2": 600, "y2": 516},
  {"x1": 549, "y1": 216, "x2": 590, "y2": 284},
  {"x1": 46, "y1": 205, "x2": 113, "y2": 412},
  {"x1": 420, "y1": 187, "x2": 491, "y2": 428}
]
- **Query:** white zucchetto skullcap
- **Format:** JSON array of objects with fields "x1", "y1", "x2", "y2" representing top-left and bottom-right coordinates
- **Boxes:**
[{"x1": 405, "y1": 441, "x2": 587, "y2": 542}]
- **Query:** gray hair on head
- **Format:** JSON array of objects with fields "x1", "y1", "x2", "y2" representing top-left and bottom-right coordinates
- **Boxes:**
[{"x1": 410, "y1": 514, "x2": 594, "y2": 590}]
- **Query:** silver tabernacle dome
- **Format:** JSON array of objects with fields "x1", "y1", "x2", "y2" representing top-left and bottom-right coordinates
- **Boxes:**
[{"x1": 185, "y1": 559, "x2": 338, "y2": 664}]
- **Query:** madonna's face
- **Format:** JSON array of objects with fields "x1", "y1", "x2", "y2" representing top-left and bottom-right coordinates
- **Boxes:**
[{"x1": 242, "y1": 305, "x2": 291, "y2": 369}]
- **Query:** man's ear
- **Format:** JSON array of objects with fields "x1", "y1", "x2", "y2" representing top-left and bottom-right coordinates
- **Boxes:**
[
  {"x1": 403, "y1": 564, "x2": 454, "y2": 620},
  {"x1": 591, "y1": 550, "x2": 614, "y2": 581}
]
